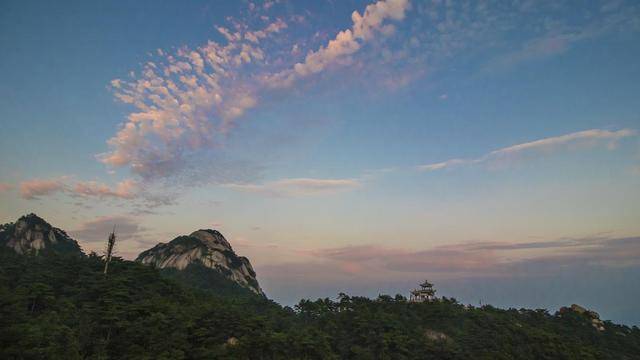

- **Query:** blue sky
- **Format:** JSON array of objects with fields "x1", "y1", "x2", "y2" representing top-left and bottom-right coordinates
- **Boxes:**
[{"x1": 1, "y1": 0, "x2": 640, "y2": 324}]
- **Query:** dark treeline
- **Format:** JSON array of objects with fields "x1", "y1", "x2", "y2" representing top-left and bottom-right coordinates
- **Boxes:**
[{"x1": 1, "y1": 249, "x2": 639, "y2": 359}]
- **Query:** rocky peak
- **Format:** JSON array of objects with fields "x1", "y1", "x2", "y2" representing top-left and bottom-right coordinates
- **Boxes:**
[
  {"x1": 558, "y1": 304, "x2": 606, "y2": 331},
  {"x1": 190, "y1": 229, "x2": 233, "y2": 251},
  {"x1": 0, "y1": 213, "x2": 83, "y2": 255},
  {"x1": 136, "y1": 229, "x2": 263, "y2": 295}
]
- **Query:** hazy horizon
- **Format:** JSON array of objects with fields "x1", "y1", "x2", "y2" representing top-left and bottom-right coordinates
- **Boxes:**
[{"x1": 1, "y1": 0, "x2": 639, "y2": 325}]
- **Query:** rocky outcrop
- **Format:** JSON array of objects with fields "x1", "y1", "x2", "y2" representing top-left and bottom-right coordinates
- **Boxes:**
[
  {"x1": 0, "y1": 213, "x2": 83, "y2": 255},
  {"x1": 558, "y1": 304, "x2": 606, "y2": 331},
  {"x1": 424, "y1": 329, "x2": 450, "y2": 342},
  {"x1": 136, "y1": 229, "x2": 263, "y2": 295}
]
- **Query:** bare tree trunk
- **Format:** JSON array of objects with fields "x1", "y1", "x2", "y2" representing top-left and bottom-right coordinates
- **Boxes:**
[{"x1": 103, "y1": 226, "x2": 116, "y2": 276}]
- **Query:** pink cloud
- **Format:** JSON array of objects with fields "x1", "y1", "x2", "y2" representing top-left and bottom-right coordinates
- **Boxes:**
[
  {"x1": 19, "y1": 178, "x2": 66, "y2": 199},
  {"x1": 73, "y1": 179, "x2": 138, "y2": 199},
  {"x1": 309, "y1": 243, "x2": 497, "y2": 276},
  {"x1": 0, "y1": 183, "x2": 13, "y2": 193},
  {"x1": 99, "y1": 17, "x2": 291, "y2": 179},
  {"x1": 308, "y1": 244, "x2": 408, "y2": 262},
  {"x1": 261, "y1": 236, "x2": 640, "y2": 296},
  {"x1": 19, "y1": 177, "x2": 141, "y2": 202},
  {"x1": 258, "y1": 237, "x2": 640, "y2": 309},
  {"x1": 99, "y1": 0, "x2": 410, "y2": 181},
  {"x1": 384, "y1": 247, "x2": 497, "y2": 274}
]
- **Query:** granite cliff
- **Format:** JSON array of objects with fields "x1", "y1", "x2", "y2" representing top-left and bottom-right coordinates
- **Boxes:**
[
  {"x1": 0, "y1": 213, "x2": 83, "y2": 255},
  {"x1": 136, "y1": 229, "x2": 263, "y2": 295}
]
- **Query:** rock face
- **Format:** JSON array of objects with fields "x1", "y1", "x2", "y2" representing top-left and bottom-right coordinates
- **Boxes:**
[
  {"x1": 558, "y1": 304, "x2": 606, "y2": 331},
  {"x1": 424, "y1": 329, "x2": 450, "y2": 342},
  {"x1": 0, "y1": 213, "x2": 83, "y2": 255},
  {"x1": 136, "y1": 229, "x2": 263, "y2": 295}
]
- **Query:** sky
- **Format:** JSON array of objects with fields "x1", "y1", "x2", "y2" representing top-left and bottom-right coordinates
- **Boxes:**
[{"x1": 1, "y1": 0, "x2": 640, "y2": 324}]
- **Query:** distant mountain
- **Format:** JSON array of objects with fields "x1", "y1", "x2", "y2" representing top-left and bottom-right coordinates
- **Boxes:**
[
  {"x1": 0, "y1": 213, "x2": 83, "y2": 255},
  {"x1": 136, "y1": 229, "x2": 263, "y2": 295}
]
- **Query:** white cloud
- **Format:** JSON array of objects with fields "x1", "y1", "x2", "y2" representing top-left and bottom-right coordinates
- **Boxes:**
[
  {"x1": 417, "y1": 158, "x2": 466, "y2": 172},
  {"x1": 487, "y1": 129, "x2": 635, "y2": 157},
  {"x1": 224, "y1": 178, "x2": 361, "y2": 197},
  {"x1": 418, "y1": 129, "x2": 636, "y2": 172},
  {"x1": 266, "y1": 0, "x2": 410, "y2": 88}
]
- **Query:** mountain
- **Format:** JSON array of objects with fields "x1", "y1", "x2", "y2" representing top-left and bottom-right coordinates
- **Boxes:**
[
  {"x1": 136, "y1": 229, "x2": 263, "y2": 295},
  {"x1": 0, "y1": 213, "x2": 83, "y2": 255},
  {"x1": 0, "y1": 214, "x2": 639, "y2": 358},
  {"x1": 0, "y1": 213, "x2": 262, "y2": 297},
  {"x1": 1, "y1": 247, "x2": 639, "y2": 359}
]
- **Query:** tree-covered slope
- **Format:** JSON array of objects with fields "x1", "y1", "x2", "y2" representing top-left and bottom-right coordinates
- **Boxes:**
[
  {"x1": 158, "y1": 262, "x2": 261, "y2": 299},
  {"x1": 0, "y1": 248, "x2": 285, "y2": 359},
  {"x1": 1, "y1": 248, "x2": 639, "y2": 359}
]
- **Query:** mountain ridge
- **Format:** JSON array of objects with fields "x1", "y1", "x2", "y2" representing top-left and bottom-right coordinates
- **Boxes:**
[{"x1": 1, "y1": 213, "x2": 263, "y2": 296}]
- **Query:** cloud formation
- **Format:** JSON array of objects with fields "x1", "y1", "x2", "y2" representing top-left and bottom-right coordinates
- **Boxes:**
[
  {"x1": 19, "y1": 178, "x2": 66, "y2": 199},
  {"x1": 70, "y1": 215, "x2": 145, "y2": 243},
  {"x1": 95, "y1": 0, "x2": 640, "y2": 186},
  {"x1": 309, "y1": 243, "x2": 496, "y2": 275},
  {"x1": 68, "y1": 215, "x2": 159, "y2": 259},
  {"x1": 417, "y1": 129, "x2": 636, "y2": 172},
  {"x1": 261, "y1": 236, "x2": 640, "y2": 323},
  {"x1": 289, "y1": 235, "x2": 640, "y2": 280},
  {"x1": 99, "y1": 0, "x2": 410, "y2": 181},
  {"x1": 482, "y1": 0, "x2": 640, "y2": 73},
  {"x1": 72, "y1": 179, "x2": 138, "y2": 199},
  {"x1": 266, "y1": 0, "x2": 410, "y2": 87},
  {"x1": 19, "y1": 177, "x2": 141, "y2": 202},
  {"x1": 99, "y1": 19, "x2": 288, "y2": 179},
  {"x1": 224, "y1": 178, "x2": 361, "y2": 197}
]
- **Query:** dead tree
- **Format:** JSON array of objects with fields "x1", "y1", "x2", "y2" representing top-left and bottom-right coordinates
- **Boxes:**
[{"x1": 103, "y1": 226, "x2": 116, "y2": 276}]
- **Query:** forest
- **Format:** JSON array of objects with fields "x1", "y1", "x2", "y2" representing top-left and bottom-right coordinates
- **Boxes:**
[{"x1": 1, "y1": 248, "x2": 639, "y2": 360}]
